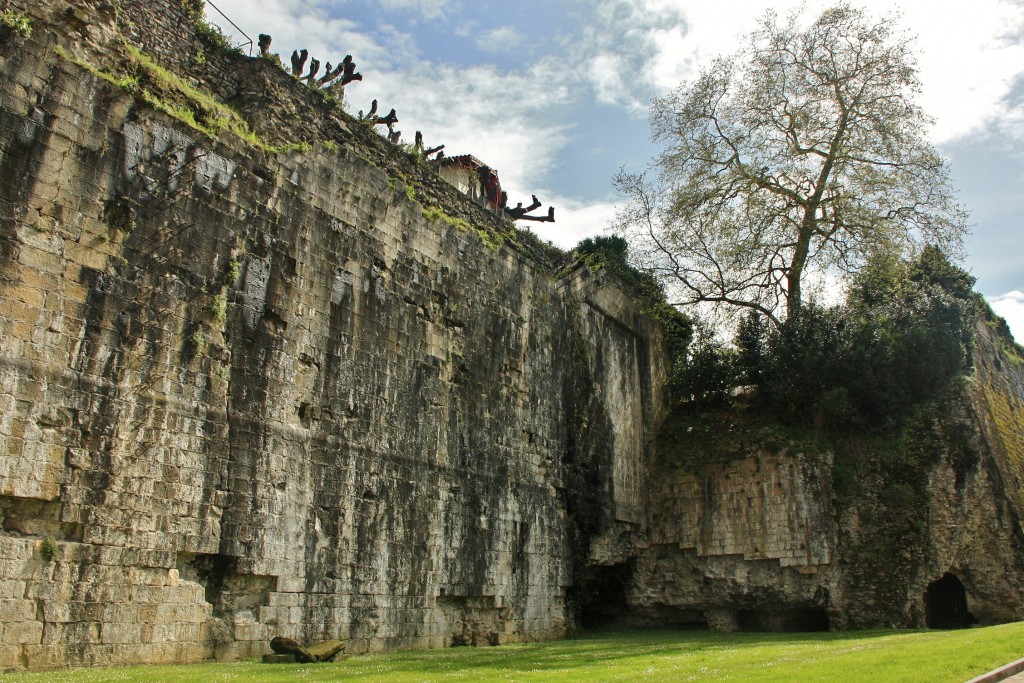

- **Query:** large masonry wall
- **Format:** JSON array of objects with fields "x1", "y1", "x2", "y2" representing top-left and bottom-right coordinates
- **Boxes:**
[
  {"x1": 0, "y1": 0, "x2": 664, "y2": 669},
  {"x1": 3, "y1": 0, "x2": 1024, "y2": 673},
  {"x1": 630, "y1": 320, "x2": 1024, "y2": 631}
]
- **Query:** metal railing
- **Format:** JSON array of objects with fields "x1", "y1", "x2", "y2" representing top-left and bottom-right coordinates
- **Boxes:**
[{"x1": 204, "y1": 0, "x2": 253, "y2": 55}]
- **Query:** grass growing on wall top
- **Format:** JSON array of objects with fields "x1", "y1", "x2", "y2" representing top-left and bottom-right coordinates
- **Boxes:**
[
  {"x1": 55, "y1": 44, "x2": 309, "y2": 154},
  {"x1": 7, "y1": 623, "x2": 1024, "y2": 682},
  {"x1": 421, "y1": 205, "x2": 505, "y2": 252}
]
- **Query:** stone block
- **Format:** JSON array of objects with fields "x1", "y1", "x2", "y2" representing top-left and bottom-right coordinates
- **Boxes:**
[
  {"x1": 0, "y1": 600, "x2": 37, "y2": 622},
  {"x1": 0, "y1": 579, "x2": 25, "y2": 600},
  {"x1": 40, "y1": 621, "x2": 100, "y2": 645},
  {"x1": 2, "y1": 621, "x2": 42, "y2": 645},
  {"x1": 100, "y1": 622, "x2": 142, "y2": 645},
  {"x1": 0, "y1": 644, "x2": 24, "y2": 669}
]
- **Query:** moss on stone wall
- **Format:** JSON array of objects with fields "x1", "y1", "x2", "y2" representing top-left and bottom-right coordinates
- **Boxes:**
[
  {"x1": 650, "y1": 384, "x2": 1008, "y2": 629},
  {"x1": 831, "y1": 408, "x2": 941, "y2": 625},
  {"x1": 55, "y1": 42, "x2": 300, "y2": 152},
  {"x1": 979, "y1": 380, "x2": 1024, "y2": 512},
  {"x1": 655, "y1": 401, "x2": 828, "y2": 468},
  {"x1": 0, "y1": 9, "x2": 32, "y2": 37}
]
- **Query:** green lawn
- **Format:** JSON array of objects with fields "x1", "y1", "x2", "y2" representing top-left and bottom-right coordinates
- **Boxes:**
[{"x1": 4, "y1": 623, "x2": 1023, "y2": 682}]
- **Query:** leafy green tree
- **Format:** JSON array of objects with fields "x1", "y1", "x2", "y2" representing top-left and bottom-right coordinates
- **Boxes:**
[
  {"x1": 756, "y1": 248, "x2": 975, "y2": 430},
  {"x1": 678, "y1": 329, "x2": 737, "y2": 407},
  {"x1": 735, "y1": 310, "x2": 768, "y2": 385},
  {"x1": 616, "y1": 3, "x2": 968, "y2": 325}
]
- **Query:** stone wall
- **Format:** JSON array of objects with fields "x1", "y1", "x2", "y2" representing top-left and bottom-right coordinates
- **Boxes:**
[
  {"x1": 631, "y1": 449, "x2": 836, "y2": 631},
  {"x1": 630, "y1": 319, "x2": 1024, "y2": 632},
  {"x1": 0, "y1": 0, "x2": 664, "y2": 669},
  {"x1": 2, "y1": 0, "x2": 1024, "y2": 672}
]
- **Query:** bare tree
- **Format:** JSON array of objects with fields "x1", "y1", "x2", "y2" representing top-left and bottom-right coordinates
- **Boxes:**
[{"x1": 616, "y1": 3, "x2": 968, "y2": 326}]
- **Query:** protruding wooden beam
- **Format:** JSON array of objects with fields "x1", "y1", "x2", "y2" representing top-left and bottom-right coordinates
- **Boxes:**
[
  {"x1": 507, "y1": 195, "x2": 542, "y2": 218},
  {"x1": 304, "y1": 58, "x2": 321, "y2": 82},
  {"x1": 290, "y1": 49, "x2": 308, "y2": 76},
  {"x1": 514, "y1": 206, "x2": 556, "y2": 223},
  {"x1": 375, "y1": 109, "x2": 398, "y2": 127}
]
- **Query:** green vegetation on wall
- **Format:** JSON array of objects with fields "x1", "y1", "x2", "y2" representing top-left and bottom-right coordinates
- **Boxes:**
[
  {"x1": 830, "y1": 401, "x2": 978, "y2": 624},
  {"x1": 178, "y1": 0, "x2": 240, "y2": 55},
  {"x1": 54, "y1": 42, "x2": 317, "y2": 155},
  {"x1": 0, "y1": 9, "x2": 32, "y2": 37},
  {"x1": 672, "y1": 247, "x2": 976, "y2": 434},
  {"x1": 979, "y1": 378, "x2": 1024, "y2": 514},
  {"x1": 655, "y1": 405, "x2": 828, "y2": 468},
  {"x1": 39, "y1": 535, "x2": 58, "y2": 562}
]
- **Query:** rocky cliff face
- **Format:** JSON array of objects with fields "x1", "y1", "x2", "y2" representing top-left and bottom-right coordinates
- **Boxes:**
[
  {"x1": 2, "y1": 0, "x2": 1023, "y2": 673},
  {"x1": 0, "y1": 0, "x2": 664, "y2": 669},
  {"x1": 631, "y1": 318, "x2": 1024, "y2": 631}
]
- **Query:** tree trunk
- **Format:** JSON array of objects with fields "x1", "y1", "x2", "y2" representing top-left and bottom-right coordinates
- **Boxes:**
[{"x1": 788, "y1": 208, "x2": 817, "y2": 317}]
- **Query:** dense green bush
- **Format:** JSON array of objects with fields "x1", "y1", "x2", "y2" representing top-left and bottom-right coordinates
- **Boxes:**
[
  {"x1": 574, "y1": 236, "x2": 664, "y2": 303},
  {"x1": 754, "y1": 247, "x2": 976, "y2": 431},
  {"x1": 673, "y1": 330, "x2": 736, "y2": 407},
  {"x1": 571, "y1": 238, "x2": 972, "y2": 427}
]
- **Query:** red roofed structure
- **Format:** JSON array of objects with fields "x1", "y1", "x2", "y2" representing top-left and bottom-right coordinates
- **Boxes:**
[{"x1": 438, "y1": 155, "x2": 503, "y2": 210}]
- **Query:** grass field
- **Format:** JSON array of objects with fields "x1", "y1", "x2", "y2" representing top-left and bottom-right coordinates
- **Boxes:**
[{"x1": 4, "y1": 622, "x2": 1023, "y2": 682}]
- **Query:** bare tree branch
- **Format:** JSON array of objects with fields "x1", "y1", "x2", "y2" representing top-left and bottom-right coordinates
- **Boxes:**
[{"x1": 617, "y1": 3, "x2": 967, "y2": 326}]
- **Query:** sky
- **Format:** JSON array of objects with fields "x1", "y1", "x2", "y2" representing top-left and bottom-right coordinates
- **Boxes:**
[{"x1": 203, "y1": 0, "x2": 1024, "y2": 341}]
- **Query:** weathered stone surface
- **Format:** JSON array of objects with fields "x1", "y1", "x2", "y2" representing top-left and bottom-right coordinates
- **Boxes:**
[
  {"x1": 269, "y1": 635, "x2": 344, "y2": 662},
  {"x1": 0, "y1": 0, "x2": 665, "y2": 670},
  {"x1": 305, "y1": 639, "x2": 345, "y2": 662},
  {"x1": 629, "y1": 319, "x2": 1024, "y2": 631},
  {"x1": 1, "y1": 0, "x2": 1023, "y2": 673},
  {"x1": 269, "y1": 637, "x2": 310, "y2": 660}
]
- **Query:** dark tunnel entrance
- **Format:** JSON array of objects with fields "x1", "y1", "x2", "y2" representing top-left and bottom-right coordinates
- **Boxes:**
[
  {"x1": 924, "y1": 573, "x2": 977, "y2": 629},
  {"x1": 578, "y1": 562, "x2": 634, "y2": 627}
]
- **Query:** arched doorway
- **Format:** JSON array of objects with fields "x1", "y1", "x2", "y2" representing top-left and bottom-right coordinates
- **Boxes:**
[{"x1": 924, "y1": 573, "x2": 977, "y2": 629}]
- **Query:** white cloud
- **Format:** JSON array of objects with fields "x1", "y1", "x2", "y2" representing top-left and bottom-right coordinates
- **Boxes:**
[
  {"x1": 475, "y1": 26, "x2": 525, "y2": 54},
  {"x1": 646, "y1": 0, "x2": 1024, "y2": 144},
  {"x1": 525, "y1": 196, "x2": 621, "y2": 249},
  {"x1": 990, "y1": 291, "x2": 1024, "y2": 343},
  {"x1": 353, "y1": 57, "x2": 573, "y2": 199},
  {"x1": 202, "y1": 0, "x2": 388, "y2": 67},
  {"x1": 906, "y1": 0, "x2": 1024, "y2": 143},
  {"x1": 377, "y1": 0, "x2": 456, "y2": 21},
  {"x1": 554, "y1": 0, "x2": 1024, "y2": 143},
  {"x1": 568, "y1": 0, "x2": 689, "y2": 112}
]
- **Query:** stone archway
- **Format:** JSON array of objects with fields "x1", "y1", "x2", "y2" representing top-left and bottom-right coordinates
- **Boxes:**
[{"x1": 924, "y1": 573, "x2": 977, "y2": 629}]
